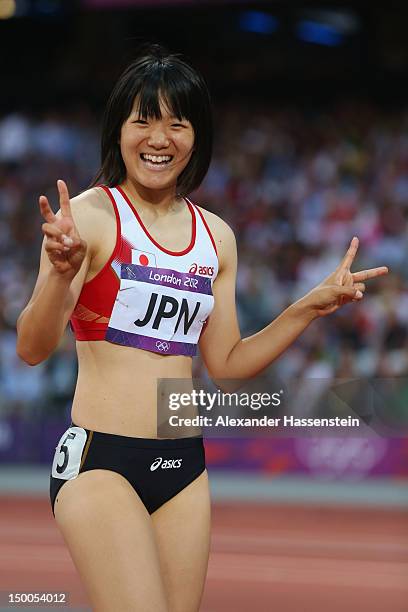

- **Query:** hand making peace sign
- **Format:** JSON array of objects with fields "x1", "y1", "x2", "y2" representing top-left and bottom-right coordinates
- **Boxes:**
[
  {"x1": 303, "y1": 236, "x2": 389, "y2": 317},
  {"x1": 39, "y1": 180, "x2": 87, "y2": 279}
]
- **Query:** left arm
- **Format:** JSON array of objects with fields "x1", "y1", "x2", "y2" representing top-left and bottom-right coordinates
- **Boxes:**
[
  {"x1": 199, "y1": 219, "x2": 317, "y2": 380},
  {"x1": 199, "y1": 218, "x2": 388, "y2": 381}
]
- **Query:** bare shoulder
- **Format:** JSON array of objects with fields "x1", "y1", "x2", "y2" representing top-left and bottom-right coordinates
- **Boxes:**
[
  {"x1": 195, "y1": 204, "x2": 236, "y2": 269},
  {"x1": 64, "y1": 186, "x2": 114, "y2": 253},
  {"x1": 69, "y1": 185, "x2": 112, "y2": 220}
]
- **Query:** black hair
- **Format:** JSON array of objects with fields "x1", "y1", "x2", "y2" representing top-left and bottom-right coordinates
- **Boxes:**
[{"x1": 90, "y1": 44, "x2": 213, "y2": 196}]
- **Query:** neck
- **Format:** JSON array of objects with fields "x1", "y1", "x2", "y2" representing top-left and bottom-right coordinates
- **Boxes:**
[{"x1": 120, "y1": 178, "x2": 182, "y2": 215}]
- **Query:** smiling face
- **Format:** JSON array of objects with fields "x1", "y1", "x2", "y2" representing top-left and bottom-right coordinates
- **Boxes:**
[{"x1": 119, "y1": 96, "x2": 195, "y2": 194}]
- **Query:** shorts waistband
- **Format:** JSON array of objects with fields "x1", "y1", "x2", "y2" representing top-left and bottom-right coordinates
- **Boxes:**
[{"x1": 70, "y1": 421, "x2": 204, "y2": 450}]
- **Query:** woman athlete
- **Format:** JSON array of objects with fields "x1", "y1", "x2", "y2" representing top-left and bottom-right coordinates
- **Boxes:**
[{"x1": 16, "y1": 45, "x2": 388, "y2": 612}]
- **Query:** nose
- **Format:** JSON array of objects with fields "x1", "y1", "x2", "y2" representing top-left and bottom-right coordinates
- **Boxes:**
[{"x1": 147, "y1": 124, "x2": 170, "y2": 149}]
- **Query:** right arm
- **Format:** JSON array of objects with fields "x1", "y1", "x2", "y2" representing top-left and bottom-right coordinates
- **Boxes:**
[{"x1": 16, "y1": 180, "x2": 94, "y2": 365}]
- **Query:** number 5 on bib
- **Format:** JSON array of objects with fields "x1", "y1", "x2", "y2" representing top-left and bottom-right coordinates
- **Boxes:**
[{"x1": 51, "y1": 426, "x2": 88, "y2": 480}]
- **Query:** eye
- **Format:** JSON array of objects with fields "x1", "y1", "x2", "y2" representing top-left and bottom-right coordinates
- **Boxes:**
[
  {"x1": 171, "y1": 123, "x2": 185, "y2": 128},
  {"x1": 134, "y1": 119, "x2": 148, "y2": 125}
]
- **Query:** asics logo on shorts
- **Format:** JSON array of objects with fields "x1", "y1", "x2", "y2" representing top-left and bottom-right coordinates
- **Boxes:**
[
  {"x1": 150, "y1": 457, "x2": 183, "y2": 471},
  {"x1": 156, "y1": 340, "x2": 170, "y2": 352}
]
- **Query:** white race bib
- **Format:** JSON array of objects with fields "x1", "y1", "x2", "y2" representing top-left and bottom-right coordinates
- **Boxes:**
[
  {"x1": 51, "y1": 426, "x2": 88, "y2": 480},
  {"x1": 105, "y1": 264, "x2": 214, "y2": 356}
]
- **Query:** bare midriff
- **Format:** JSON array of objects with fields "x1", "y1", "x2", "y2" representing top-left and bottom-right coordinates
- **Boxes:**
[{"x1": 72, "y1": 340, "x2": 194, "y2": 437}]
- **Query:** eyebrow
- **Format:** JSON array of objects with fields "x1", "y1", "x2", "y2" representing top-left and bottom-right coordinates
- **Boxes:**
[
  {"x1": 133, "y1": 109, "x2": 187, "y2": 121},
  {"x1": 156, "y1": 115, "x2": 188, "y2": 122}
]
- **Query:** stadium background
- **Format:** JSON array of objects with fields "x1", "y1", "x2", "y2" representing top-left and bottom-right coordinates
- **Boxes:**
[{"x1": 0, "y1": 1, "x2": 407, "y2": 611}]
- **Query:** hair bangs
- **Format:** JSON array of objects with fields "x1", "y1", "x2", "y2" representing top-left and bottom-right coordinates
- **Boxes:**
[
  {"x1": 133, "y1": 71, "x2": 163, "y2": 120},
  {"x1": 134, "y1": 69, "x2": 194, "y2": 123},
  {"x1": 158, "y1": 70, "x2": 196, "y2": 123}
]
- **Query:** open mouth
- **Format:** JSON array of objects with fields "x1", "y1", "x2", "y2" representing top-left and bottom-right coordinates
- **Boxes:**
[{"x1": 140, "y1": 153, "x2": 173, "y2": 166}]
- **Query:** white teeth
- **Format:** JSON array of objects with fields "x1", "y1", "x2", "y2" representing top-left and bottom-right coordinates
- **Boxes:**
[{"x1": 141, "y1": 154, "x2": 172, "y2": 163}]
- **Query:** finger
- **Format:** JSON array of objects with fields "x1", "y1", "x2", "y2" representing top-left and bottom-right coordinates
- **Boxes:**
[
  {"x1": 340, "y1": 236, "x2": 359, "y2": 271},
  {"x1": 39, "y1": 195, "x2": 56, "y2": 224},
  {"x1": 57, "y1": 179, "x2": 72, "y2": 218},
  {"x1": 334, "y1": 285, "x2": 363, "y2": 299},
  {"x1": 340, "y1": 282, "x2": 366, "y2": 304},
  {"x1": 336, "y1": 269, "x2": 354, "y2": 286},
  {"x1": 42, "y1": 225, "x2": 75, "y2": 251},
  {"x1": 45, "y1": 239, "x2": 70, "y2": 253},
  {"x1": 42, "y1": 223, "x2": 64, "y2": 240},
  {"x1": 316, "y1": 304, "x2": 339, "y2": 317},
  {"x1": 335, "y1": 269, "x2": 346, "y2": 285},
  {"x1": 67, "y1": 237, "x2": 84, "y2": 252},
  {"x1": 352, "y1": 267, "x2": 389, "y2": 282}
]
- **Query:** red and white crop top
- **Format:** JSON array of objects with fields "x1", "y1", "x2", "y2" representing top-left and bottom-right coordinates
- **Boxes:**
[{"x1": 70, "y1": 185, "x2": 219, "y2": 357}]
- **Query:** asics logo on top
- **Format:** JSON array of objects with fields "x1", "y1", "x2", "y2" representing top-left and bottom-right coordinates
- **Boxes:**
[
  {"x1": 150, "y1": 457, "x2": 183, "y2": 471},
  {"x1": 189, "y1": 263, "x2": 215, "y2": 276}
]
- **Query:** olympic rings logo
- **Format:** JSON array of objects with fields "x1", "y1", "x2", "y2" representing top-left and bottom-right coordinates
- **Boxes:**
[{"x1": 156, "y1": 340, "x2": 170, "y2": 352}]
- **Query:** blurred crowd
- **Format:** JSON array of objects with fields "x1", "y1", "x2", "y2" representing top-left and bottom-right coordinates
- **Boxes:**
[{"x1": 0, "y1": 100, "x2": 407, "y2": 420}]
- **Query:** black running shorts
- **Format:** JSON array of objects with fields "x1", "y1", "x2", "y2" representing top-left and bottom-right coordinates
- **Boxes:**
[{"x1": 49, "y1": 421, "x2": 206, "y2": 517}]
